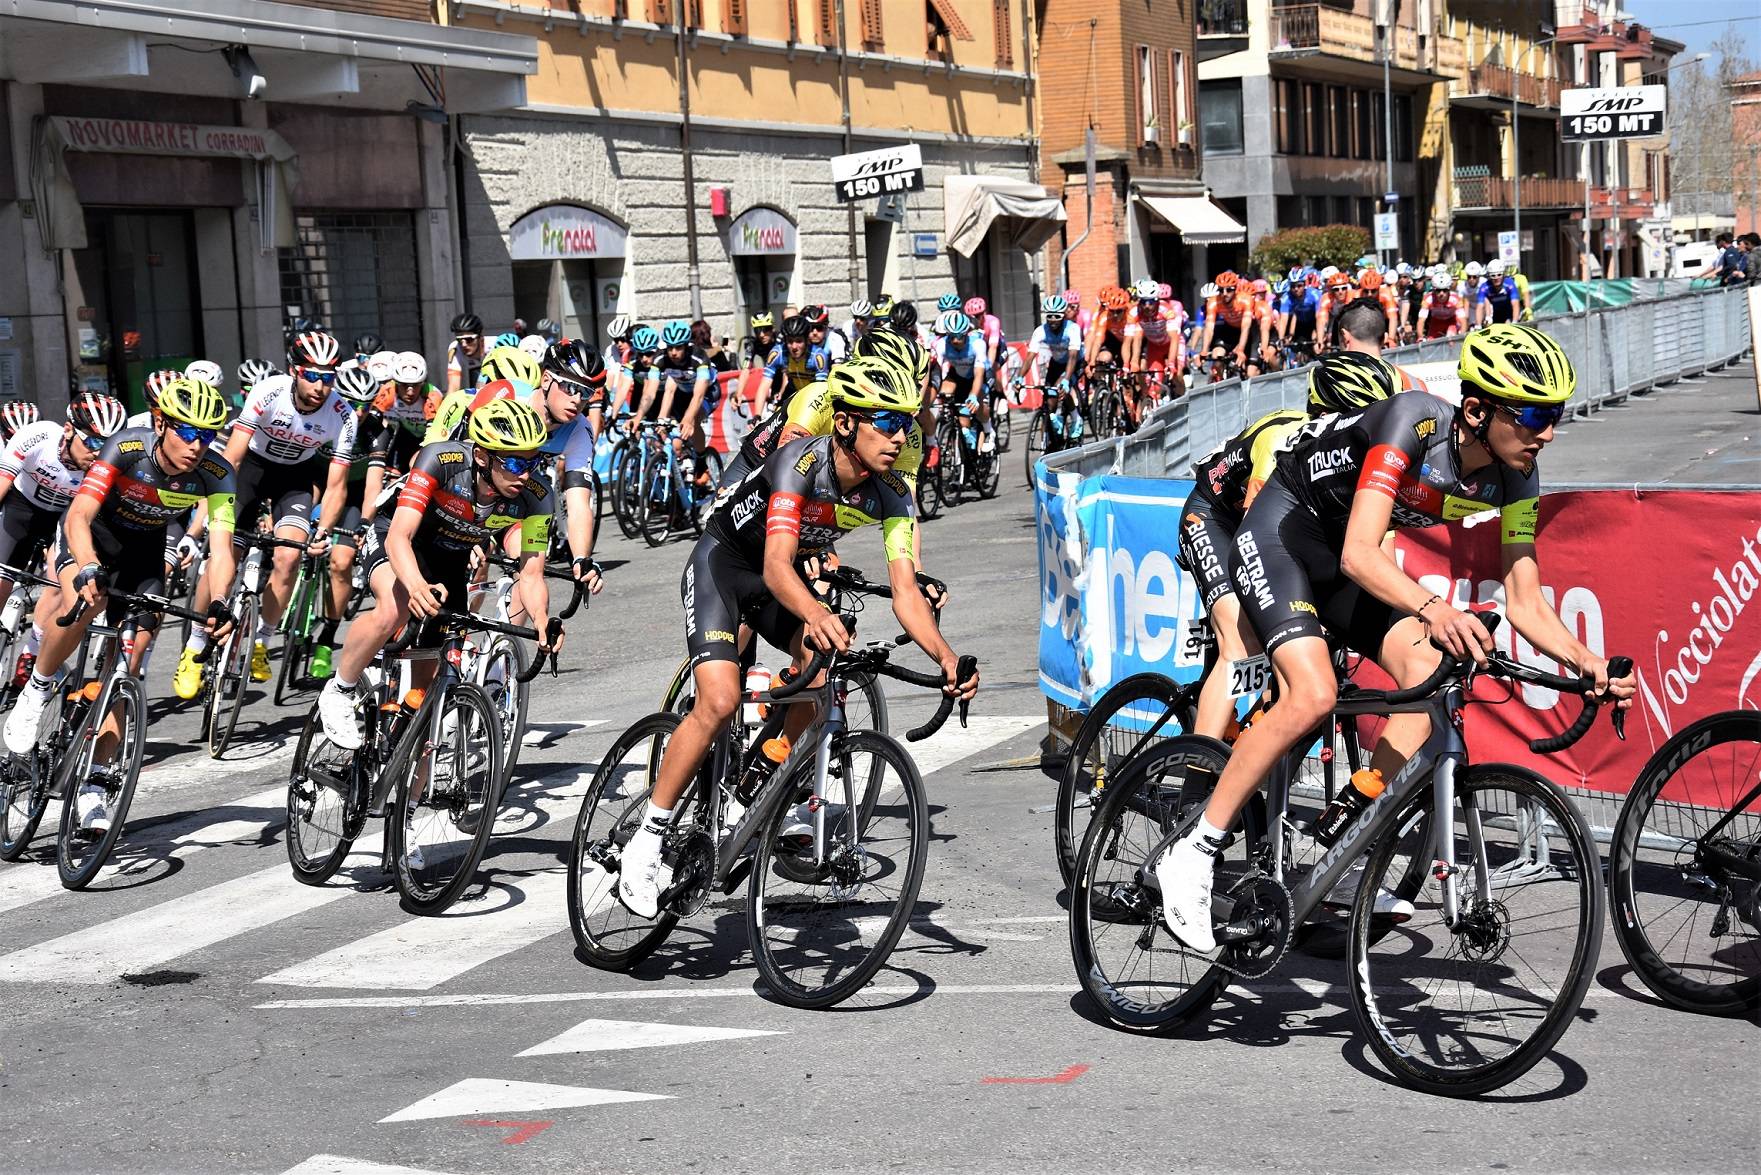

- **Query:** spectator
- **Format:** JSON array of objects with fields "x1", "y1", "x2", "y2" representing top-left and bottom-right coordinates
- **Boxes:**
[
  {"x1": 692, "y1": 319, "x2": 735, "y2": 373},
  {"x1": 1740, "y1": 234, "x2": 1761, "y2": 287},
  {"x1": 1713, "y1": 233, "x2": 1742, "y2": 285}
]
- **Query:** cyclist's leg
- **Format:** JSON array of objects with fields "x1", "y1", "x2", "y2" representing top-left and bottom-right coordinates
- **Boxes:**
[
  {"x1": 258, "y1": 484, "x2": 315, "y2": 627},
  {"x1": 1177, "y1": 496, "x2": 1251, "y2": 739},
  {"x1": 324, "y1": 495, "x2": 364, "y2": 642},
  {"x1": 332, "y1": 531, "x2": 411, "y2": 688}
]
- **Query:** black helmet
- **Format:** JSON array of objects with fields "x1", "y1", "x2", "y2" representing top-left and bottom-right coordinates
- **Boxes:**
[
  {"x1": 887, "y1": 301, "x2": 919, "y2": 333},
  {"x1": 352, "y1": 331, "x2": 382, "y2": 356},
  {"x1": 781, "y1": 314, "x2": 810, "y2": 340},
  {"x1": 542, "y1": 338, "x2": 606, "y2": 388},
  {"x1": 450, "y1": 312, "x2": 484, "y2": 337}
]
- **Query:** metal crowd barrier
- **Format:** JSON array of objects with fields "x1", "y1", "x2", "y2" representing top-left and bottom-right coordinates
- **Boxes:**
[{"x1": 1042, "y1": 286, "x2": 1755, "y2": 483}]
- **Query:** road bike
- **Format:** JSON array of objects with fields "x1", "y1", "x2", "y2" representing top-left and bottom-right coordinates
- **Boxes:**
[
  {"x1": 274, "y1": 545, "x2": 331, "y2": 706},
  {"x1": 1606, "y1": 708, "x2": 1759, "y2": 1016},
  {"x1": 1070, "y1": 617, "x2": 1630, "y2": 1096},
  {"x1": 0, "y1": 588, "x2": 208, "y2": 888},
  {"x1": 202, "y1": 529, "x2": 309, "y2": 758},
  {"x1": 1085, "y1": 361, "x2": 1129, "y2": 437},
  {"x1": 569, "y1": 567, "x2": 974, "y2": 1008},
  {"x1": 638, "y1": 426, "x2": 723, "y2": 548},
  {"x1": 1022, "y1": 381, "x2": 1090, "y2": 489},
  {"x1": 470, "y1": 554, "x2": 588, "y2": 778},
  {"x1": 284, "y1": 605, "x2": 562, "y2": 914},
  {"x1": 0, "y1": 559, "x2": 53, "y2": 711}
]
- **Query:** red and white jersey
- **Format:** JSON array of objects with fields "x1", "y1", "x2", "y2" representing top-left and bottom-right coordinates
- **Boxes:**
[
  {"x1": 232, "y1": 374, "x2": 359, "y2": 467},
  {"x1": 1128, "y1": 303, "x2": 1184, "y2": 347},
  {"x1": 0, "y1": 421, "x2": 84, "y2": 511}
]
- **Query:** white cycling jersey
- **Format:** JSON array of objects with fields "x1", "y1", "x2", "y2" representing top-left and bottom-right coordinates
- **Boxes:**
[
  {"x1": 0, "y1": 421, "x2": 83, "y2": 511},
  {"x1": 231, "y1": 374, "x2": 358, "y2": 467}
]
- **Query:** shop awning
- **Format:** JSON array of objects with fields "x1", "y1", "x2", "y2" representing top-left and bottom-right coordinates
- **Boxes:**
[
  {"x1": 944, "y1": 175, "x2": 1065, "y2": 259},
  {"x1": 1140, "y1": 196, "x2": 1247, "y2": 245}
]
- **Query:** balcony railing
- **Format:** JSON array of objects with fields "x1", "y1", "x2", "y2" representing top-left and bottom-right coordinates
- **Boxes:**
[
  {"x1": 1453, "y1": 62, "x2": 1564, "y2": 109},
  {"x1": 1197, "y1": 0, "x2": 1249, "y2": 37},
  {"x1": 1268, "y1": 4, "x2": 1462, "y2": 75},
  {"x1": 1453, "y1": 167, "x2": 1585, "y2": 210}
]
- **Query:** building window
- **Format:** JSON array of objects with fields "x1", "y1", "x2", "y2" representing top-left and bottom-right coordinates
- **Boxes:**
[
  {"x1": 994, "y1": 1, "x2": 1013, "y2": 69},
  {"x1": 1328, "y1": 85, "x2": 1349, "y2": 159},
  {"x1": 1199, "y1": 79, "x2": 1244, "y2": 156},
  {"x1": 1138, "y1": 45, "x2": 1157, "y2": 138},
  {"x1": 1353, "y1": 89, "x2": 1372, "y2": 160},
  {"x1": 860, "y1": 0, "x2": 883, "y2": 50},
  {"x1": 1274, "y1": 77, "x2": 1302, "y2": 154},
  {"x1": 926, "y1": 2, "x2": 951, "y2": 60},
  {"x1": 1371, "y1": 91, "x2": 1385, "y2": 161},
  {"x1": 280, "y1": 212, "x2": 421, "y2": 361},
  {"x1": 723, "y1": 0, "x2": 746, "y2": 35},
  {"x1": 1171, "y1": 50, "x2": 1191, "y2": 143},
  {"x1": 1303, "y1": 81, "x2": 1324, "y2": 156},
  {"x1": 1394, "y1": 93, "x2": 1414, "y2": 162}
]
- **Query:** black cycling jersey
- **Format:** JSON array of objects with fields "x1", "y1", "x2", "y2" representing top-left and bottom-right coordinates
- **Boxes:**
[
  {"x1": 1272, "y1": 390, "x2": 1539, "y2": 543},
  {"x1": 706, "y1": 435, "x2": 916, "y2": 566},
  {"x1": 75, "y1": 427, "x2": 237, "y2": 537},
  {"x1": 1191, "y1": 408, "x2": 1306, "y2": 525},
  {"x1": 391, "y1": 441, "x2": 552, "y2": 560}
]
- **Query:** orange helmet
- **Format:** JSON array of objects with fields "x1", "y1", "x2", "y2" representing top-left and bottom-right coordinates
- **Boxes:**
[
  {"x1": 1358, "y1": 269, "x2": 1384, "y2": 291},
  {"x1": 1326, "y1": 271, "x2": 1352, "y2": 291},
  {"x1": 1100, "y1": 286, "x2": 1131, "y2": 311},
  {"x1": 1215, "y1": 271, "x2": 1240, "y2": 291}
]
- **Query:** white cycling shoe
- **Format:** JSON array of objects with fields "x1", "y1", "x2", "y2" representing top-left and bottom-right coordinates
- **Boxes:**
[
  {"x1": 317, "y1": 680, "x2": 364, "y2": 751},
  {"x1": 75, "y1": 782, "x2": 112, "y2": 836},
  {"x1": 617, "y1": 828, "x2": 667, "y2": 920},
  {"x1": 1323, "y1": 862, "x2": 1416, "y2": 921},
  {"x1": 1155, "y1": 842, "x2": 1218, "y2": 953},
  {"x1": 3, "y1": 682, "x2": 51, "y2": 757}
]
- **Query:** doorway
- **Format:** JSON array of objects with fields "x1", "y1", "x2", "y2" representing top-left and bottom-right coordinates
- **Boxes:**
[
  {"x1": 513, "y1": 258, "x2": 623, "y2": 347},
  {"x1": 66, "y1": 210, "x2": 203, "y2": 413}
]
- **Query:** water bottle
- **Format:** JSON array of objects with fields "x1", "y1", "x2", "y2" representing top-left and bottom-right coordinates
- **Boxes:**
[
  {"x1": 742, "y1": 664, "x2": 771, "y2": 726},
  {"x1": 0, "y1": 591, "x2": 24, "y2": 634},
  {"x1": 1311, "y1": 768, "x2": 1385, "y2": 847}
]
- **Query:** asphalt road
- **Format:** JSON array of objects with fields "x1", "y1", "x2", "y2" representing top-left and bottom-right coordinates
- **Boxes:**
[{"x1": 0, "y1": 381, "x2": 1755, "y2": 1175}]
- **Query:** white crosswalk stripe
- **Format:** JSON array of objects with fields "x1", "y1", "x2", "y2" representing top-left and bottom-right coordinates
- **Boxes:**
[{"x1": 282, "y1": 1156, "x2": 466, "y2": 1175}]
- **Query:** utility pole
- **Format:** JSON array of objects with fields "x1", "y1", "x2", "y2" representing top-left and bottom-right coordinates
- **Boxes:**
[
  {"x1": 835, "y1": 0, "x2": 859, "y2": 301},
  {"x1": 676, "y1": 8, "x2": 702, "y2": 320}
]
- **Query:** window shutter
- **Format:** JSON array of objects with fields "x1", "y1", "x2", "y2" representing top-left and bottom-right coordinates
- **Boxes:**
[
  {"x1": 786, "y1": 1, "x2": 800, "y2": 42},
  {"x1": 723, "y1": 0, "x2": 747, "y2": 36},
  {"x1": 928, "y1": 0, "x2": 975, "y2": 41},
  {"x1": 685, "y1": 0, "x2": 702, "y2": 28},
  {"x1": 860, "y1": 0, "x2": 884, "y2": 51},
  {"x1": 647, "y1": 1, "x2": 671, "y2": 26},
  {"x1": 993, "y1": 1, "x2": 1012, "y2": 68},
  {"x1": 816, "y1": 0, "x2": 838, "y2": 47}
]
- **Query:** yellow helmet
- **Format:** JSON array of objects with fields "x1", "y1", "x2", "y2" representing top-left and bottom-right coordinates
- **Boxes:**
[
  {"x1": 468, "y1": 397, "x2": 547, "y2": 452},
  {"x1": 157, "y1": 377, "x2": 230, "y2": 430},
  {"x1": 828, "y1": 359, "x2": 921, "y2": 415},
  {"x1": 478, "y1": 345, "x2": 543, "y2": 389},
  {"x1": 1458, "y1": 324, "x2": 1575, "y2": 405}
]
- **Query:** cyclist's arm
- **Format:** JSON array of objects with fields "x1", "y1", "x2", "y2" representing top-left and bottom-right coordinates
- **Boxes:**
[
  {"x1": 632, "y1": 370, "x2": 662, "y2": 422},
  {"x1": 60, "y1": 488, "x2": 103, "y2": 575},
  {"x1": 383, "y1": 504, "x2": 434, "y2": 603},
  {"x1": 678, "y1": 372, "x2": 712, "y2": 437},
  {"x1": 506, "y1": 518, "x2": 552, "y2": 632},
  {"x1": 888, "y1": 552, "x2": 955, "y2": 676},
  {"x1": 198, "y1": 467, "x2": 238, "y2": 605},
  {"x1": 313, "y1": 415, "x2": 358, "y2": 536}
]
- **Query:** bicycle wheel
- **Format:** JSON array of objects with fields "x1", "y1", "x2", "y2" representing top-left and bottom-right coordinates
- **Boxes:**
[
  {"x1": 914, "y1": 452, "x2": 944, "y2": 521},
  {"x1": 285, "y1": 701, "x2": 371, "y2": 886},
  {"x1": 275, "y1": 577, "x2": 315, "y2": 707},
  {"x1": 689, "y1": 450, "x2": 725, "y2": 536},
  {"x1": 568, "y1": 712, "x2": 686, "y2": 970},
  {"x1": 1024, "y1": 406, "x2": 1052, "y2": 489},
  {"x1": 1070, "y1": 734, "x2": 1236, "y2": 1031},
  {"x1": 1054, "y1": 672, "x2": 1191, "y2": 887},
  {"x1": 56, "y1": 675, "x2": 148, "y2": 890},
  {"x1": 639, "y1": 462, "x2": 674, "y2": 548},
  {"x1": 477, "y1": 634, "x2": 530, "y2": 779},
  {"x1": 613, "y1": 447, "x2": 644, "y2": 539},
  {"x1": 392, "y1": 684, "x2": 503, "y2": 915},
  {"x1": 993, "y1": 393, "x2": 1013, "y2": 452},
  {"x1": 0, "y1": 751, "x2": 51, "y2": 860},
  {"x1": 975, "y1": 439, "x2": 1001, "y2": 500},
  {"x1": 1347, "y1": 764, "x2": 1603, "y2": 1096},
  {"x1": 207, "y1": 595, "x2": 257, "y2": 759},
  {"x1": 1608, "y1": 710, "x2": 1759, "y2": 1017},
  {"x1": 748, "y1": 729, "x2": 928, "y2": 1009}
]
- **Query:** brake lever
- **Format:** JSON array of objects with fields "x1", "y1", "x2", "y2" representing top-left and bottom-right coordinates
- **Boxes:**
[
  {"x1": 1605, "y1": 655, "x2": 1633, "y2": 741},
  {"x1": 953, "y1": 653, "x2": 977, "y2": 730}
]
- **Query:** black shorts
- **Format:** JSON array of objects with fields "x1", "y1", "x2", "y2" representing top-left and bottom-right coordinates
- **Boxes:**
[
  {"x1": 54, "y1": 518, "x2": 169, "y2": 628},
  {"x1": 359, "y1": 519, "x2": 470, "y2": 649},
  {"x1": 234, "y1": 453, "x2": 321, "y2": 538},
  {"x1": 941, "y1": 367, "x2": 981, "y2": 399},
  {"x1": 1176, "y1": 489, "x2": 1238, "y2": 613},
  {"x1": 1228, "y1": 475, "x2": 1398, "y2": 659},
  {"x1": 681, "y1": 534, "x2": 802, "y2": 669},
  {"x1": 0, "y1": 497, "x2": 61, "y2": 573},
  {"x1": 1211, "y1": 321, "x2": 1243, "y2": 352},
  {"x1": 1039, "y1": 355, "x2": 1074, "y2": 386}
]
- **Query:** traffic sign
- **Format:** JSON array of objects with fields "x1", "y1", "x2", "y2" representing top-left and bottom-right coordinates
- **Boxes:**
[
  {"x1": 831, "y1": 143, "x2": 924, "y2": 203},
  {"x1": 1561, "y1": 85, "x2": 1666, "y2": 142},
  {"x1": 912, "y1": 233, "x2": 939, "y2": 258},
  {"x1": 1498, "y1": 230, "x2": 1520, "y2": 265},
  {"x1": 875, "y1": 193, "x2": 906, "y2": 223},
  {"x1": 1374, "y1": 212, "x2": 1398, "y2": 252}
]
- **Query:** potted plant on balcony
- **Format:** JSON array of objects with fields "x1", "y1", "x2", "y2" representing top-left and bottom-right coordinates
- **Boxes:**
[
  {"x1": 1178, "y1": 119, "x2": 1195, "y2": 147},
  {"x1": 1143, "y1": 116, "x2": 1159, "y2": 146}
]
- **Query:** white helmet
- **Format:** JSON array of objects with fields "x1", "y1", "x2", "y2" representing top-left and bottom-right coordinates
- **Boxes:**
[
  {"x1": 391, "y1": 351, "x2": 428, "y2": 384},
  {"x1": 518, "y1": 334, "x2": 548, "y2": 360},
  {"x1": 1464, "y1": 261, "x2": 1484, "y2": 277},
  {"x1": 1487, "y1": 259, "x2": 1506, "y2": 275},
  {"x1": 1318, "y1": 265, "x2": 1339, "y2": 280},
  {"x1": 367, "y1": 350, "x2": 397, "y2": 383},
  {"x1": 1199, "y1": 282, "x2": 1220, "y2": 300},
  {"x1": 1132, "y1": 277, "x2": 1160, "y2": 301},
  {"x1": 185, "y1": 359, "x2": 224, "y2": 388},
  {"x1": 605, "y1": 314, "x2": 632, "y2": 342},
  {"x1": 1431, "y1": 273, "x2": 1453, "y2": 290}
]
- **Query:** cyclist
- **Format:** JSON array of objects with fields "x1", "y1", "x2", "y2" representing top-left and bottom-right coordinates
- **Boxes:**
[
  {"x1": 1120, "y1": 278, "x2": 1181, "y2": 417},
  {"x1": 1277, "y1": 273, "x2": 1323, "y2": 365},
  {"x1": 1199, "y1": 274, "x2": 1256, "y2": 375},
  {"x1": 780, "y1": 351, "x2": 928, "y2": 496},
  {"x1": 0, "y1": 394, "x2": 128, "y2": 685},
  {"x1": 637, "y1": 321, "x2": 715, "y2": 450},
  {"x1": 1509, "y1": 264, "x2": 1532, "y2": 321},
  {"x1": 1179, "y1": 352, "x2": 1398, "y2": 741},
  {"x1": 1027, "y1": 296, "x2": 1085, "y2": 437},
  {"x1": 803, "y1": 305, "x2": 845, "y2": 365},
  {"x1": 1478, "y1": 259, "x2": 1520, "y2": 326},
  {"x1": 536, "y1": 318, "x2": 563, "y2": 345},
  {"x1": 315, "y1": 400, "x2": 562, "y2": 767},
  {"x1": 173, "y1": 332, "x2": 359, "y2": 700},
  {"x1": 351, "y1": 333, "x2": 382, "y2": 368},
  {"x1": 3, "y1": 380, "x2": 238, "y2": 830},
  {"x1": 305, "y1": 364, "x2": 382, "y2": 679},
  {"x1": 616, "y1": 363, "x2": 976, "y2": 917},
  {"x1": 603, "y1": 314, "x2": 636, "y2": 410},
  {"x1": 609, "y1": 325, "x2": 663, "y2": 420},
  {"x1": 1357, "y1": 269, "x2": 1400, "y2": 348},
  {"x1": 742, "y1": 312, "x2": 779, "y2": 370},
  {"x1": 739, "y1": 314, "x2": 829, "y2": 465},
  {"x1": 1083, "y1": 285, "x2": 1133, "y2": 382},
  {"x1": 1459, "y1": 260, "x2": 1485, "y2": 314},
  {"x1": 933, "y1": 310, "x2": 994, "y2": 454},
  {"x1": 0, "y1": 403, "x2": 41, "y2": 446},
  {"x1": 445, "y1": 312, "x2": 485, "y2": 393},
  {"x1": 1312, "y1": 271, "x2": 1359, "y2": 349},
  {"x1": 237, "y1": 358, "x2": 279, "y2": 401},
  {"x1": 1156, "y1": 325, "x2": 1636, "y2": 951},
  {"x1": 1416, "y1": 272, "x2": 1466, "y2": 339}
]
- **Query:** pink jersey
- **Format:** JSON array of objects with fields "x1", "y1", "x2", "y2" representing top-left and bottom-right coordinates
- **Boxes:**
[{"x1": 978, "y1": 313, "x2": 1003, "y2": 349}]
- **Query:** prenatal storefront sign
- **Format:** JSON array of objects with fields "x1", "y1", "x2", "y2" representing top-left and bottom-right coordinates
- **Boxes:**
[
  {"x1": 508, "y1": 205, "x2": 628, "y2": 261},
  {"x1": 727, "y1": 207, "x2": 797, "y2": 256}
]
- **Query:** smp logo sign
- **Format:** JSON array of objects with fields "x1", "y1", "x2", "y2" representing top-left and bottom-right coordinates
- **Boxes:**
[
  {"x1": 1035, "y1": 472, "x2": 1205, "y2": 709},
  {"x1": 1561, "y1": 84, "x2": 1666, "y2": 142}
]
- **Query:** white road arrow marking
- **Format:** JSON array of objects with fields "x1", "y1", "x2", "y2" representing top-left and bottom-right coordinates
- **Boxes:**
[
  {"x1": 515, "y1": 1017, "x2": 784, "y2": 1056},
  {"x1": 281, "y1": 1155, "x2": 466, "y2": 1175},
  {"x1": 378, "y1": 1078, "x2": 670, "y2": 1123}
]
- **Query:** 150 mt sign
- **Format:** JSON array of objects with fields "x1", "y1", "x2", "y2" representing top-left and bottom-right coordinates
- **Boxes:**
[
  {"x1": 1561, "y1": 85, "x2": 1666, "y2": 142},
  {"x1": 830, "y1": 143, "x2": 925, "y2": 204}
]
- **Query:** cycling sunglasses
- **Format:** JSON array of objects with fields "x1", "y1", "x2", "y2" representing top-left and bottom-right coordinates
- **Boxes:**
[
  {"x1": 494, "y1": 453, "x2": 542, "y2": 477},
  {"x1": 544, "y1": 372, "x2": 589, "y2": 396},
  {"x1": 861, "y1": 409, "x2": 914, "y2": 436},
  {"x1": 298, "y1": 367, "x2": 337, "y2": 386},
  {"x1": 75, "y1": 429, "x2": 105, "y2": 452},
  {"x1": 169, "y1": 423, "x2": 218, "y2": 445},
  {"x1": 1496, "y1": 402, "x2": 1565, "y2": 432}
]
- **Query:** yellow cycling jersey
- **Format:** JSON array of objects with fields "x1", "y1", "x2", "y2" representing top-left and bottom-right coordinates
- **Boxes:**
[{"x1": 783, "y1": 381, "x2": 924, "y2": 483}]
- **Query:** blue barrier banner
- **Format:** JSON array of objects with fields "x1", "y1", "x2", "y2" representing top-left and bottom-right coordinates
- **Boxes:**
[{"x1": 1036, "y1": 467, "x2": 1207, "y2": 713}]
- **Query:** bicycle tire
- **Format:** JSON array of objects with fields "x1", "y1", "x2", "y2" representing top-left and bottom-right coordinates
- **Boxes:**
[
  {"x1": 690, "y1": 450, "x2": 725, "y2": 537},
  {"x1": 747, "y1": 729, "x2": 928, "y2": 1008},
  {"x1": 1069, "y1": 734, "x2": 1234, "y2": 1032},
  {"x1": 915, "y1": 454, "x2": 944, "y2": 521},
  {"x1": 56, "y1": 674, "x2": 147, "y2": 890},
  {"x1": 478, "y1": 634, "x2": 530, "y2": 780},
  {"x1": 975, "y1": 440, "x2": 1001, "y2": 500},
  {"x1": 639, "y1": 461, "x2": 673, "y2": 548},
  {"x1": 1347, "y1": 764, "x2": 1604, "y2": 1096},
  {"x1": 391, "y1": 683, "x2": 504, "y2": 915},
  {"x1": 1607, "y1": 710, "x2": 1760, "y2": 1017},
  {"x1": 993, "y1": 394, "x2": 1013, "y2": 452},
  {"x1": 285, "y1": 702, "x2": 368, "y2": 886},
  {"x1": 568, "y1": 712, "x2": 687, "y2": 970},
  {"x1": 613, "y1": 446, "x2": 644, "y2": 539},
  {"x1": 1053, "y1": 672, "x2": 1192, "y2": 887},
  {"x1": 207, "y1": 595, "x2": 257, "y2": 759},
  {"x1": 1024, "y1": 405, "x2": 1051, "y2": 489},
  {"x1": 0, "y1": 751, "x2": 50, "y2": 860}
]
